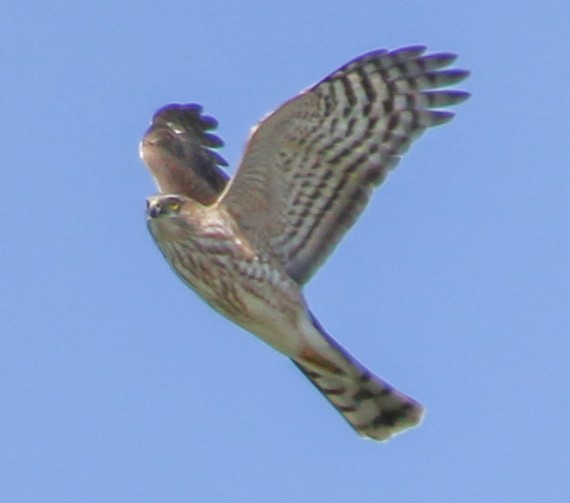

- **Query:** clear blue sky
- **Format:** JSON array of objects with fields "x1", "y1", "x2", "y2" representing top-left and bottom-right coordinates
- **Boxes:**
[{"x1": 2, "y1": 1, "x2": 569, "y2": 502}]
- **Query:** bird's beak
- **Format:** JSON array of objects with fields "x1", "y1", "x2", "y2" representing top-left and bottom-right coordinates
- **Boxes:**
[{"x1": 146, "y1": 198, "x2": 161, "y2": 219}]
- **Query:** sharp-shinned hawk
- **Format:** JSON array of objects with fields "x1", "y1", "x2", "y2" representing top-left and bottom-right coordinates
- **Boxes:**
[{"x1": 140, "y1": 46, "x2": 469, "y2": 441}]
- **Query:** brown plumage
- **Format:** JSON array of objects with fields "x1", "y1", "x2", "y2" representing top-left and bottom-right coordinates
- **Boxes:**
[{"x1": 142, "y1": 46, "x2": 469, "y2": 441}]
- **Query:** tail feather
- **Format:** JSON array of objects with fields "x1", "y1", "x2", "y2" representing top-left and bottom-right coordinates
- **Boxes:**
[{"x1": 293, "y1": 314, "x2": 424, "y2": 441}]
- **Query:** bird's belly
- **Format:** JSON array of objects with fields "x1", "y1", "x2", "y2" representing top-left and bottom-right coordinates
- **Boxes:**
[
  {"x1": 174, "y1": 252, "x2": 307, "y2": 357},
  {"x1": 230, "y1": 290, "x2": 308, "y2": 357}
]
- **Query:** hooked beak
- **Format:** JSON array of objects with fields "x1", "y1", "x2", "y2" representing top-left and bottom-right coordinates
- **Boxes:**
[{"x1": 146, "y1": 198, "x2": 161, "y2": 219}]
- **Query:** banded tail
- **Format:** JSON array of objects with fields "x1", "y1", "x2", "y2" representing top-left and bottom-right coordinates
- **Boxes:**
[{"x1": 293, "y1": 315, "x2": 423, "y2": 441}]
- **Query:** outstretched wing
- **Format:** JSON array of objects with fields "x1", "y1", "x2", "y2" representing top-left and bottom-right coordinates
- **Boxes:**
[
  {"x1": 140, "y1": 103, "x2": 229, "y2": 205},
  {"x1": 220, "y1": 46, "x2": 469, "y2": 284}
]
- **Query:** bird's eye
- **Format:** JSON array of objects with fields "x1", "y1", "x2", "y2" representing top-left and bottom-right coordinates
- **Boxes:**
[{"x1": 169, "y1": 202, "x2": 181, "y2": 212}]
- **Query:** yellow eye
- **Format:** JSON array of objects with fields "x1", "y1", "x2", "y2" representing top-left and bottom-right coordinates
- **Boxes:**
[{"x1": 169, "y1": 202, "x2": 180, "y2": 212}]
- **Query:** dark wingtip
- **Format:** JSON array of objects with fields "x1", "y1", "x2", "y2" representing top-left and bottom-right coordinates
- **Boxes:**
[
  {"x1": 145, "y1": 103, "x2": 228, "y2": 169},
  {"x1": 389, "y1": 45, "x2": 428, "y2": 57},
  {"x1": 151, "y1": 103, "x2": 201, "y2": 124}
]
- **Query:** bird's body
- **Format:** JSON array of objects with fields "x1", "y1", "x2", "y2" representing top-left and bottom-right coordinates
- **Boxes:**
[
  {"x1": 141, "y1": 46, "x2": 469, "y2": 441},
  {"x1": 147, "y1": 195, "x2": 423, "y2": 440},
  {"x1": 148, "y1": 197, "x2": 307, "y2": 355}
]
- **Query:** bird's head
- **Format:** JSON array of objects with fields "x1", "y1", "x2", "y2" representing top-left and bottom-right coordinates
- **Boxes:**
[
  {"x1": 146, "y1": 193, "x2": 219, "y2": 244},
  {"x1": 146, "y1": 194, "x2": 190, "y2": 220}
]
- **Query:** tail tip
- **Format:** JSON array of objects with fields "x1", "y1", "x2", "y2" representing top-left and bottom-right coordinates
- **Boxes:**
[{"x1": 358, "y1": 399, "x2": 425, "y2": 442}]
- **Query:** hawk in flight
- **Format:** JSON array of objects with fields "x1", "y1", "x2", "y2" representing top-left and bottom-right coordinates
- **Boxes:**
[{"x1": 141, "y1": 46, "x2": 469, "y2": 441}]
